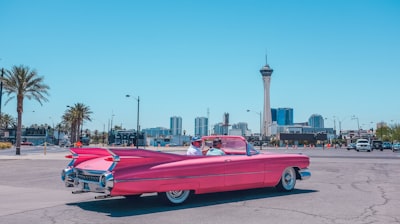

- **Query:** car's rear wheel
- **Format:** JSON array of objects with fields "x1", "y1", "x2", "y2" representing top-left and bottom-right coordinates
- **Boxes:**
[
  {"x1": 276, "y1": 167, "x2": 296, "y2": 191},
  {"x1": 161, "y1": 190, "x2": 191, "y2": 205}
]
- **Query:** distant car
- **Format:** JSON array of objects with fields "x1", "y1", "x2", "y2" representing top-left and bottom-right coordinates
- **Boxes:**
[
  {"x1": 60, "y1": 140, "x2": 72, "y2": 147},
  {"x1": 382, "y1": 142, "x2": 392, "y2": 150},
  {"x1": 356, "y1": 139, "x2": 371, "y2": 152},
  {"x1": 371, "y1": 140, "x2": 383, "y2": 150},
  {"x1": 347, "y1": 143, "x2": 356, "y2": 150},
  {"x1": 392, "y1": 143, "x2": 400, "y2": 152},
  {"x1": 21, "y1": 141, "x2": 34, "y2": 146}
]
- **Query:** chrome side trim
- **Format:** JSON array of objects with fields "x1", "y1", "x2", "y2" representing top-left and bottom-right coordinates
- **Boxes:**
[
  {"x1": 105, "y1": 148, "x2": 119, "y2": 171},
  {"x1": 115, "y1": 171, "x2": 266, "y2": 183}
]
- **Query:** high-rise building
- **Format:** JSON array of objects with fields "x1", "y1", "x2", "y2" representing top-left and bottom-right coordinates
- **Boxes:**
[
  {"x1": 213, "y1": 123, "x2": 224, "y2": 135},
  {"x1": 308, "y1": 114, "x2": 324, "y2": 128},
  {"x1": 170, "y1": 116, "x2": 182, "y2": 135},
  {"x1": 260, "y1": 56, "x2": 274, "y2": 136},
  {"x1": 277, "y1": 108, "x2": 294, "y2": 125},
  {"x1": 195, "y1": 117, "x2": 208, "y2": 137},
  {"x1": 232, "y1": 122, "x2": 248, "y2": 136},
  {"x1": 271, "y1": 108, "x2": 277, "y2": 122}
]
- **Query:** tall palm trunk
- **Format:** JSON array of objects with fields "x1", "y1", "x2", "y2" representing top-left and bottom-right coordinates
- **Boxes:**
[{"x1": 16, "y1": 95, "x2": 23, "y2": 155}]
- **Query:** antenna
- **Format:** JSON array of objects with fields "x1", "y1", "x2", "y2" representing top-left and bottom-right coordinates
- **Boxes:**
[{"x1": 265, "y1": 49, "x2": 268, "y2": 64}]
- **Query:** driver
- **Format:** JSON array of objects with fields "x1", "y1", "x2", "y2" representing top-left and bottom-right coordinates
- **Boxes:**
[{"x1": 206, "y1": 138, "x2": 225, "y2": 156}]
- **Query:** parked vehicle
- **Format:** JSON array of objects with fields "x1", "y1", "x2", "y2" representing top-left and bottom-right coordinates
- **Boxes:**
[
  {"x1": 61, "y1": 135, "x2": 311, "y2": 205},
  {"x1": 356, "y1": 139, "x2": 371, "y2": 152},
  {"x1": 21, "y1": 141, "x2": 34, "y2": 146},
  {"x1": 371, "y1": 140, "x2": 383, "y2": 150},
  {"x1": 347, "y1": 143, "x2": 356, "y2": 150},
  {"x1": 382, "y1": 142, "x2": 392, "y2": 150},
  {"x1": 392, "y1": 143, "x2": 400, "y2": 152}
]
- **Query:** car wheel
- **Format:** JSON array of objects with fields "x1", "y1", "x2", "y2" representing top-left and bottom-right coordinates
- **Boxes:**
[
  {"x1": 276, "y1": 167, "x2": 296, "y2": 191},
  {"x1": 161, "y1": 190, "x2": 191, "y2": 205}
]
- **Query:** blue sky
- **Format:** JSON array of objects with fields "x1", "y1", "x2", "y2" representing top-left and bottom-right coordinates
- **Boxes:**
[{"x1": 1, "y1": 0, "x2": 399, "y2": 135}]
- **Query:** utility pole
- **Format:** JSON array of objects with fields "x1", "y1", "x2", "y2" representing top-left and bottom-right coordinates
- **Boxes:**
[{"x1": 0, "y1": 68, "x2": 4, "y2": 122}]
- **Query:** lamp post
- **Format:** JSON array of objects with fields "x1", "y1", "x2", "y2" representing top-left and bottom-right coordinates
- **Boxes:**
[
  {"x1": 126, "y1": 94, "x2": 140, "y2": 149},
  {"x1": 247, "y1": 109, "x2": 262, "y2": 150},
  {"x1": 49, "y1": 116, "x2": 54, "y2": 144},
  {"x1": 0, "y1": 67, "x2": 4, "y2": 124},
  {"x1": 351, "y1": 115, "x2": 360, "y2": 138}
]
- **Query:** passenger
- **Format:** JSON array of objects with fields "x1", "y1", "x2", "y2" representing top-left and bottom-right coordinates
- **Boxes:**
[
  {"x1": 206, "y1": 138, "x2": 225, "y2": 156},
  {"x1": 186, "y1": 136, "x2": 203, "y2": 156}
]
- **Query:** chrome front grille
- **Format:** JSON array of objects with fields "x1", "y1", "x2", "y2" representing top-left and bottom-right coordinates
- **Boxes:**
[
  {"x1": 76, "y1": 169, "x2": 102, "y2": 183},
  {"x1": 77, "y1": 174, "x2": 100, "y2": 182}
]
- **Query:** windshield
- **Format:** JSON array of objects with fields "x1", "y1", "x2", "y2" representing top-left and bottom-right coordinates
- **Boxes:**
[
  {"x1": 201, "y1": 136, "x2": 259, "y2": 156},
  {"x1": 247, "y1": 143, "x2": 260, "y2": 156}
]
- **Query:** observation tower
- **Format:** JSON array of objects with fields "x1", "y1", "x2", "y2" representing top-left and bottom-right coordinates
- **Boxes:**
[{"x1": 259, "y1": 56, "x2": 274, "y2": 137}]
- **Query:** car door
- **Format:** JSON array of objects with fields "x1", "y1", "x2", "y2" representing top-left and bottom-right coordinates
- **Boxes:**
[{"x1": 224, "y1": 155, "x2": 265, "y2": 188}]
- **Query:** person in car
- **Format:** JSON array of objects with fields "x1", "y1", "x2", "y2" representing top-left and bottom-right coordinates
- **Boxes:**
[
  {"x1": 186, "y1": 136, "x2": 203, "y2": 156},
  {"x1": 206, "y1": 138, "x2": 225, "y2": 156}
]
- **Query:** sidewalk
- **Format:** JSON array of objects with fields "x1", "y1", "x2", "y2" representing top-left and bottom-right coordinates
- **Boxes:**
[
  {"x1": 0, "y1": 145, "x2": 188, "y2": 160},
  {"x1": 0, "y1": 151, "x2": 69, "y2": 160}
]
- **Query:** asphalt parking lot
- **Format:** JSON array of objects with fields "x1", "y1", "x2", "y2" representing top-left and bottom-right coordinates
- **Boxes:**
[{"x1": 0, "y1": 146, "x2": 399, "y2": 224}]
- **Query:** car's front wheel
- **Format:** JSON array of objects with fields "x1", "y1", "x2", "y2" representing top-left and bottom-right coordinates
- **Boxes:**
[
  {"x1": 276, "y1": 167, "x2": 297, "y2": 191},
  {"x1": 160, "y1": 190, "x2": 191, "y2": 205}
]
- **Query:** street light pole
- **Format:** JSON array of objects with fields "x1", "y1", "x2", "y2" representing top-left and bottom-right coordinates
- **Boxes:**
[
  {"x1": 126, "y1": 94, "x2": 140, "y2": 149},
  {"x1": 247, "y1": 109, "x2": 263, "y2": 150},
  {"x1": 0, "y1": 68, "x2": 4, "y2": 124},
  {"x1": 351, "y1": 115, "x2": 360, "y2": 138}
]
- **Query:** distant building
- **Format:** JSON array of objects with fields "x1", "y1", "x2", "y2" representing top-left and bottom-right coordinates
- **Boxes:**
[
  {"x1": 222, "y1": 113, "x2": 230, "y2": 135},
  {"x1": 170, "y1": 116, "x2": 182, "y2": 135},
  {"x1": 277, "y1": 108, "x2": 294, "y2": 125},
  {"x1": 213, "y1": 122, "x2": 226, "y2": 135},
  {"x1": 1, "y1": 127, "x2": 56, "y2": 145},
  {"x1": 308, "y1": 114, "x2": 324, "y2": 128},
  {"x1": 231, "y1": 122, "x2": 248, "y2": 136},
  {"x1": 271, "y1": 108, "x2": 277, "y2": 122},
  {"x1": 142, "y1": 127, "x2": 170, "y2": 137},
  {"x1": 108, "y1": 130, "x2": 145, "y2": 146},
  {"x1": 195, "y1": 117, "x2": 208, "y2": 136}
]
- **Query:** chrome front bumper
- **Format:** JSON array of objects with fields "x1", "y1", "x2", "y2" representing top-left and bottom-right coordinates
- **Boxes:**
[
  {"x1": 299, "y1": 168, "x2": 311, "y2": 180},
  {"x1": 61, "y1": 167, "x2": 114, "y2": 195}
]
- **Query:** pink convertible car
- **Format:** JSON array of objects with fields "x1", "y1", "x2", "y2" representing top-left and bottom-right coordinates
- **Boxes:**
[{"x1": 61, "y1": 135, "x2": 311, "y2": 204}]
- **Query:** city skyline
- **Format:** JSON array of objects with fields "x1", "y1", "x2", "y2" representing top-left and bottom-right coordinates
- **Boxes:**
[{"x1": 1, "y1": 1, "x2": 399, "y2": 136}]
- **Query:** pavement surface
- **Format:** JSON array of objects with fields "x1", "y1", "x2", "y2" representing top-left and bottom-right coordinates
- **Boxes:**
[{"x1": 0, "y1": 145, "x2": 399, "y2": 224}]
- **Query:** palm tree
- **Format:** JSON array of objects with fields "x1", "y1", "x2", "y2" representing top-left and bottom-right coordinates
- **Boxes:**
[
  {"x1": 63, "y1": 103, "x2": 92, "y2": 143},
  {"x1": 0, "y1": 113, "x2": 16, "y2": 129},
  {"x1": 1, "y1": 65, "x2": 50, "y2": 155}
]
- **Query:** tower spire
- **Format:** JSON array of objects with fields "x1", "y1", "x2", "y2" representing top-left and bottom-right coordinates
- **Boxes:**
[{"x1": 265, "y1": 52, "x2": 268, "y2": 65}]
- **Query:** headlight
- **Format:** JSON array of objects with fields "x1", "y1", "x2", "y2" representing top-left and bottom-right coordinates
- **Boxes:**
[
  {"x1": 99, "y1": 172, "x2": 114, "y2": 188},
  {"x1": 61, "y1": 167, "x2": 73, "y2": 182}
]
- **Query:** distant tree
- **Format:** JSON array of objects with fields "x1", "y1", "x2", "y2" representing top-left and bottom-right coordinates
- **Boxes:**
[
  {"x1": 0, "y1": 113, "x2": 16, "y2": 129},
  {"x1": 376, "y1": 126, "x2": 392, "y2": 141},
  {"x1": 113, "y1": 125, "x2": 122, "y2": 130},
  {"x1": 1, "y1": 65, "x2": 50, "y2": 155},
  {"x1": 93, "y1": 129, "x2": 99, "y2": 144},
  {"x1": 62, "y1": 103, "x2": 92, "y2": 143},
  {"x1": 390, "y1": 124, "x2": 400, "y2": 142}
]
